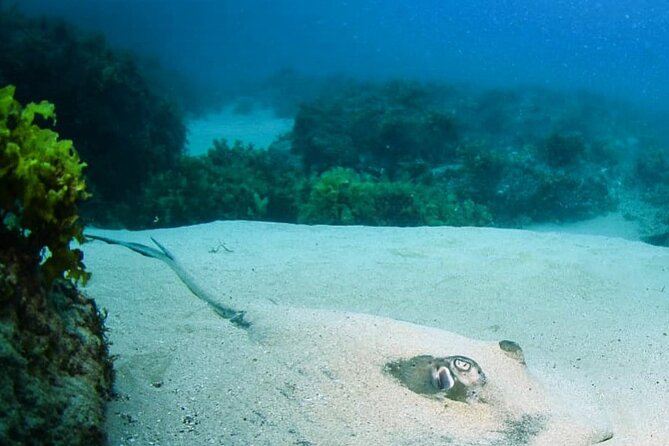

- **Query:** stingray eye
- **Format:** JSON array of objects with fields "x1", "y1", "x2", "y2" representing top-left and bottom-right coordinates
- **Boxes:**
[{"x1": 453, "y1": 358, "x2": 471, "y2": 371}]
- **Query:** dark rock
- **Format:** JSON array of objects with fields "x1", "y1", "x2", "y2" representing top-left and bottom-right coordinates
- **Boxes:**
[{"x1": 0, "y1": 248, "x2": 113, "y2": 446}]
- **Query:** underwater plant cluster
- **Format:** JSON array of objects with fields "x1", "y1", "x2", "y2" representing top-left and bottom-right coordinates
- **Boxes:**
[
  {"x1": 126, "y1": 79, "x2": 667, "y2": 238},
  {"x1": 0, "y1": 5, "x2": 186, "y2": 221}
]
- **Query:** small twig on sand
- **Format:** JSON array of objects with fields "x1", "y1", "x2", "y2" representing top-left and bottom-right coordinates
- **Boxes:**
[{"x1": 208, "y1": 241, "x2": 233, "y2": 254}]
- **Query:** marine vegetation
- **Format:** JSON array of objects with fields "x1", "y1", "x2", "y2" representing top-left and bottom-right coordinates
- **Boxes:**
[
  {"x1": 291, "y1": 80, "x2": 460, "y2": 175},
  {"x1": 0, "y1": 85, "x2": 113, "y2": 446},
  {"x1": 0, "y1": 5, "x2": 186, "y2": 222},
  {"x1": 133, "y1": 139, "x2": 305, "y2": 228},
  {"x1": 299, "y1": 166, "x2": 491, "y2": 226},
  {"x1": 0, "y1": 84, "x2": 89, "y2": 284},
  {"x1": 116, "y1": 78, "x2": 659, "y2": 230},
  {"x1": 452, "y1": 140, "x2": 615, "y2": 224},
  {"x1": 132, "y1": 139, "x2": 491, "y2": 229},
  {"x1": 290, "y1": 80, "x2": 623, "y2": 225}
]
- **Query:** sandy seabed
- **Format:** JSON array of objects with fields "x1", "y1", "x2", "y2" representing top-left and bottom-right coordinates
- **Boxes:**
[
  {"x1": 82, "y1": 221, "x2": 669, "y2": 445},
  {"x1": 185, "y1": 107, "x2": 293, "y2": 155}
]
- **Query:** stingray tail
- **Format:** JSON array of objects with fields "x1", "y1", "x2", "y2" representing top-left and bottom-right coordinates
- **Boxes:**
[
  {"x1": 86, "y1": 232, "x2": 251, "y2": 329},
  {"x1": 150, "y1": 237, "x2": 175, "y2": 261},
  {"x1": 86, "y1": 233, "x2": 171, "y2": 261}
]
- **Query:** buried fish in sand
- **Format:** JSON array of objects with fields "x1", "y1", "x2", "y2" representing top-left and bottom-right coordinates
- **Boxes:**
[{"x1": 87, "y1": 234, "x2": 613, "y2": 445}]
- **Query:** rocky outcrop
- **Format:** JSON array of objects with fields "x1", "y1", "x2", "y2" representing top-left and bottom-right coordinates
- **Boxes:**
[{"x1": 0, "y1": 247, "x2": 113, "y2": 445}]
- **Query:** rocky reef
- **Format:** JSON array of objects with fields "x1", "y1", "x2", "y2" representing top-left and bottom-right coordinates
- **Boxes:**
[
  {"x1": 1, "y1": 84, "x2": 113, "y2": 445},
  {"x1": 0, "y1": 247, "x2": 113, "y2": 445}
]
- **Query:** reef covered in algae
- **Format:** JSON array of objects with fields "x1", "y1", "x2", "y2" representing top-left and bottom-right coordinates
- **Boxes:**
[{"x1": 0, "y1": 85, "x2": 113, "y2": 445}]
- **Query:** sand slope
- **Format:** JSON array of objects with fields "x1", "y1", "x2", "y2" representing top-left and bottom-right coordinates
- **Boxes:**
[
  {"x1": 185, "y1": 107, "x2": 293, "y2": 155},
  {"x1": 82, "y1": 221, "x2": 669, "y2": 445}
]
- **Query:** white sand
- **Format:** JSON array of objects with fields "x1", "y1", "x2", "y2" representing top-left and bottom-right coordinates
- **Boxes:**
[
  {"x1": 185, "y1": 107, "x2": 293, "y2": 155},
  {"x1": 82, "y1": 221, "x2": 669, "y2": 445},
  {"x1": 528, "y1": 212, "x2": 642, "y2": 242}
]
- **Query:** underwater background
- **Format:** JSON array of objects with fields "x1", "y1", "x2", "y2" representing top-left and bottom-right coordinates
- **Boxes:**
[
  {"x1": 16, "y1": 0, "x2": 669, "y2": 109},
  {"x1": 4, "y1": 0, "x2": 669, "y2": 242}
]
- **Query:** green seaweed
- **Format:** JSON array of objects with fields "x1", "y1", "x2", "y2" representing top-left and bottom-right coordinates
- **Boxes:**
[
  {"x1": 0, "y1": 85, "x2": 89, "y2": 285},
  {"x1": 133, "y1": 139, "x2": 303, "y2": 228},
  {"x1": 299, "y1": 167, "x2": 491, "y2": 226}
]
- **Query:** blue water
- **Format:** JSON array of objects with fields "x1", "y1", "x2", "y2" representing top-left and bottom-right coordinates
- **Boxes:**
[{"x1": 17, "y1": 0, "x2": 669, "y2": 112}]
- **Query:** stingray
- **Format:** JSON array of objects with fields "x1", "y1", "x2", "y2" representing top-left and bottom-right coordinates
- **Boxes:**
[{"x1": 86, "y1": 234, "x2": 613, "y2": 445}]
